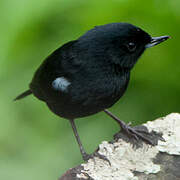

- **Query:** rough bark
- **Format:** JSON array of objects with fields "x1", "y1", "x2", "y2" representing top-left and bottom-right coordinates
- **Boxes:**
[{"x1": 59, "y1": 113, "x2": 180, "y2": 180}]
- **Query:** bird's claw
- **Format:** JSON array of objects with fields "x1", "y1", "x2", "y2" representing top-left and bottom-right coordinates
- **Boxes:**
[
  {"x1": 82, "y1": 152, "x2": 111, "y2": 166},
  {"x1": 120, "y1": 123, "x2": 155, "y2": 146}
]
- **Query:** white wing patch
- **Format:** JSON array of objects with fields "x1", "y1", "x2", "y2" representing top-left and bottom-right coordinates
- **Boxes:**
[{"x1": 52, "y1": 77, "x2": 71, "y2": 92}]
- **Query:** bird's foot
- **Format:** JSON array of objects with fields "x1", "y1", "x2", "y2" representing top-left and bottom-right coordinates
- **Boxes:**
[
  {"x1": 82, "y1": 152, "x2": 111, "y2": 165},
  {"x1": 104, "y1": 109, "x2": 165, "y2": 147},
  {"x1": 113, "y1": 118, "x2": 165, "y2": 146},
  {"x1": 120, "y1": 123, "x2": 156, "y2": 145}
]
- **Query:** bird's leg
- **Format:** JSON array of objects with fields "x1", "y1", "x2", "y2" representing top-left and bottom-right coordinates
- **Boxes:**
[
  {"x1": 104, "y1": 109, "x2": 155, "y2": 145},
  {"x1": 69, "y1": 119, "x2": 110, "y2": 164},
  {"x1": 69, "y1": 119, "x2": 87, "y2": 160}
]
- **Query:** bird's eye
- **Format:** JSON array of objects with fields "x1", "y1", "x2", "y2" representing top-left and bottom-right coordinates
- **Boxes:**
[{"x1": 126, "y1": 42, "x2": 136, "y2": 52}]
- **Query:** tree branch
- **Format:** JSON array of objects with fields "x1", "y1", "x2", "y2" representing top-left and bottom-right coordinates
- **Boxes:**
[{"x1": 59, "y1": 113, "x2": 180, "y2": 180}]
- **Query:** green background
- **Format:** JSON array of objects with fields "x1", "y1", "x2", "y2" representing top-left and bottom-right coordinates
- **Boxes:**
[{"x1": 0, "y1": 0, "x2": 179, "y2": 179}]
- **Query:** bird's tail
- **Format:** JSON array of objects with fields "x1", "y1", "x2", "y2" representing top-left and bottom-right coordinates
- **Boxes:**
[{"x1": 14, "y1": 89, "x2": 32, "y2": 101}]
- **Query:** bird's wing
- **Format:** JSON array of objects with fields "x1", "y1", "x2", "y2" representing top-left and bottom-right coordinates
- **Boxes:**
[{"x1": 30, "y1": 40, "x2": 80, "y2": 101}]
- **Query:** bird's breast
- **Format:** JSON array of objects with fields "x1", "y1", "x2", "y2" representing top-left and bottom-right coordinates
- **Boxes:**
[{"x1": 69, "y1": 71, "x2": 130, "y2": 108}]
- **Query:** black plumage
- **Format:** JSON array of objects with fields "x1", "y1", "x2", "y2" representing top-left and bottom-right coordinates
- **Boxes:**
[{"x1": 15, "y1": 23, "x2": 170, "y2": 161}]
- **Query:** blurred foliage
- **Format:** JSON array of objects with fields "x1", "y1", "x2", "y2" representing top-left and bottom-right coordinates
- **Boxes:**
[{"x1": 0, "y1": 0, "x2": 180, "y2": 179}]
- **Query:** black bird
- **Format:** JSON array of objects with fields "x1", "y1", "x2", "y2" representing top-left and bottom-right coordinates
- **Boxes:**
[{"x1": 15, "y1": 23, "x2": 170, "y2": 161}]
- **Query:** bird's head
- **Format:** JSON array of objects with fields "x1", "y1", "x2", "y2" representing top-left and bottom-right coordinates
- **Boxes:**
[{"x1": 78, "y1": 23, "x2": 170, "y2": 69}]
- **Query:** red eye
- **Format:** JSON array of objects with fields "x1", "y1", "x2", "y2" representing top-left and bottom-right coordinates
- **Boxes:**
[{"x1": 127, "y1": 42, "x2": 136, "y2": 52}]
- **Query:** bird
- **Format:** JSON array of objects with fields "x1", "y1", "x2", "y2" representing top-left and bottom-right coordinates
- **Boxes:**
[{"x1": 14, "y1": 23, "x2": 170, "y2": 161}]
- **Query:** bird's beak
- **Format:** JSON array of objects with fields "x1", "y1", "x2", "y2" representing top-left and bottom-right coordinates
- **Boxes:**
[{"x1": 145, "y1": 35, "x2": 170, "y2": 48}]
